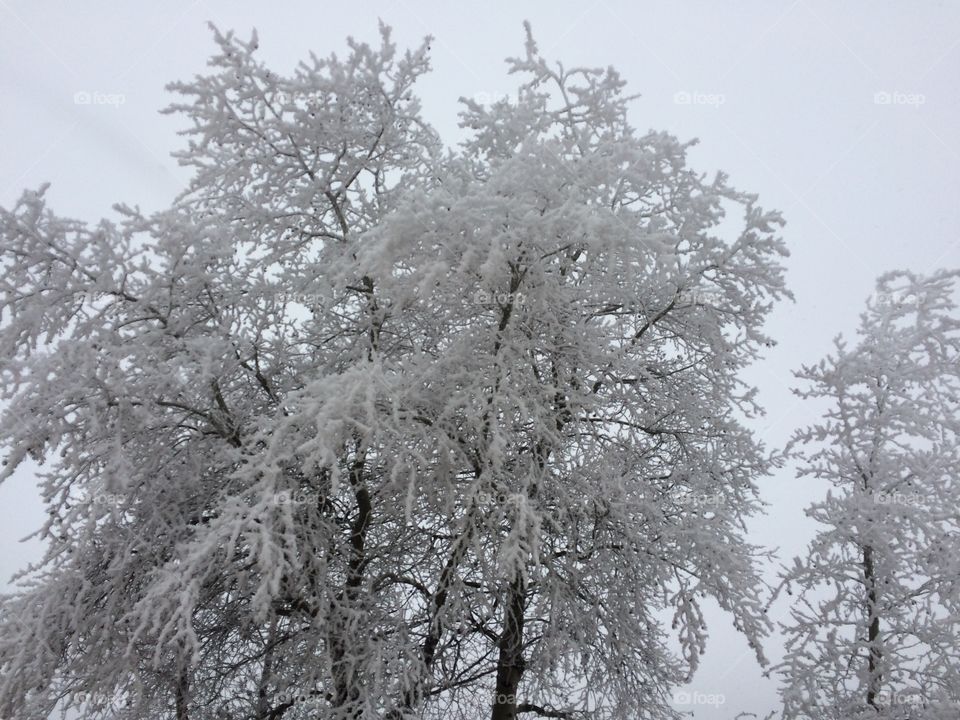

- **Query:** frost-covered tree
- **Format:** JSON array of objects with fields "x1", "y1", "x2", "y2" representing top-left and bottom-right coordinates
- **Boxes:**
[
  {"x1": 0, "y1": 23, "x2": 788, "y2": 720},
  {"x1": 772, "y1": 271, "x2": 960, "y2": 720}
]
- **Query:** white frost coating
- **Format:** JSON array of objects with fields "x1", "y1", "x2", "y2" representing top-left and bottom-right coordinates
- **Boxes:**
[{"x1": 0, "y1": 21, "x2": 790, "y2": 720}]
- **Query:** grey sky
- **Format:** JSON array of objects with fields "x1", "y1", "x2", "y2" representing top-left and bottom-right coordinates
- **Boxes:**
[{"x1": 1, "y1": 1, "x2": 959, "y2": 718}]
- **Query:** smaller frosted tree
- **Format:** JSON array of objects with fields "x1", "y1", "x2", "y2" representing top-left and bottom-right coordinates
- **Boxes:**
[{"x1": 772, "y1": 270, "x2": 960, "y2": 720}]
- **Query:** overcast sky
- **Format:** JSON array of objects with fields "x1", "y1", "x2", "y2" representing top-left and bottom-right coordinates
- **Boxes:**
[{"x1": 1, "y1": 2, "x2": 959, "y2": 718}]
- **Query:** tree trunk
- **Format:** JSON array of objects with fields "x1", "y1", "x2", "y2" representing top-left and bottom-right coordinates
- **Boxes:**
[
  {"x1": 256, "y1": 617, "x2": 278, "y2": 719},
  {"x1": 863, "y1": 543, "x2": 882, "y2": 708},
  {"x1": 328, "y1": 451, "x2": 371, "y2": 720},
  {"x1": 175, "y1": 664, "x2": 190, "y2": 720},
  {"x1": 490, "y1": 573, "x2": 527, "y2": 720}
]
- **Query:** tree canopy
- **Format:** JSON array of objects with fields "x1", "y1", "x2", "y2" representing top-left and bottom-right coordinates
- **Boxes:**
[{"x1": 0, "y1": 23, "x2": 792, "y2": 720}]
